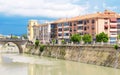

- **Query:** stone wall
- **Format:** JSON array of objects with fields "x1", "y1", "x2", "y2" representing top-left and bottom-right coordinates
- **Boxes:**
[{"x1": 42, "y1": 45, "x2": 120, "y2": 69}]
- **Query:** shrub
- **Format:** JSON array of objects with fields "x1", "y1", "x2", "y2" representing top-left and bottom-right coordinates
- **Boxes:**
[
  {"x1": 61, "y1": 39, "x2": 65, "y2": 44},
  {"x1": 39, "y1": 45, "x2": 45, "y2": 52},
  {"x1": 114, "y1": 44, "x2": 119, "y2": 50},
  {"x1": 35, "y1": 40, "x2": 39, "y2": 48},
  {"x1": 70, "y1": 34, "x2": 81, "y2": 44},
  {"x1": 82, "y1": 34, "x2": 92, "y2": 43}
]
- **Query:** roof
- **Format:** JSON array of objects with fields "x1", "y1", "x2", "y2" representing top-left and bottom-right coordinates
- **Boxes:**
[{"x1": 53, "y1": 10, "x2": 120, "y2": 23}]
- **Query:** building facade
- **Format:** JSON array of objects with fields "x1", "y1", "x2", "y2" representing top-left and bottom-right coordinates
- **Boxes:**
[
  {"x1": 27, "y1": 20, "x2": 39, "y2": 42},
  {"x1": 27, "y1": 10, "x2": 120, "y2": 44},
  {"x1": 27, "y1": 20, "x2": 51, "y2": 44},
  {"x1": 39, "y1": 23, "x2": 51, "y2": 44},
  {"x1": 50, "y1": 10, "x2": 120, "y2": 44}
]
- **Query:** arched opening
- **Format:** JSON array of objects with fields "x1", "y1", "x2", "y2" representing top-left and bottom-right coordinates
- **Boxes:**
[{"x1": 0, "y1": 42, "x2": 23, "y2": 53}]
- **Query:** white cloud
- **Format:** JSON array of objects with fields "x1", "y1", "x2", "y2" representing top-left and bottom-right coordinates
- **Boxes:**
[{"x1": 0, "y1": 0, "x2": 89, "y2": 18}]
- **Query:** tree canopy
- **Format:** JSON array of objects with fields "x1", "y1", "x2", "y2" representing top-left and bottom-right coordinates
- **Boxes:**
[
  {"x1": 12, "y1": 36, "x2": 18, "y2": 39},
  {"x1": 35, "y1": 40, "x2": 39, "y2": 48},
  {"x1": 82, "y1": 34, "x2": 92, "y2": 43},
  {"x1": 21, "y1": 34, "x2": 28, "y2": 39},
  {"x1": 70, "y1": 34, "x2": 81, "y2": 43},
  {"x1": 96, "y1": 32, "x2": 108, "y2": 42}
]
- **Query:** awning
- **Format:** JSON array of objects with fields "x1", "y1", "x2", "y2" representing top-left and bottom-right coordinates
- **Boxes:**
[{"x1": 110, "y1": 18, "x2": 117, "y2": 22}]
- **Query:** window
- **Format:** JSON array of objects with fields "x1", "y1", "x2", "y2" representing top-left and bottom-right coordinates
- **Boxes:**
[
  {"x1": 87, "y1": 20, "x2": 89, "y2": 23},
  {"x1": 84, "y1": 27, "x2": 87, "y2": 30},
  {"x1": 64, "y1": 22, "x2": 69, "y2": 26},
  {"x1": 78, "y1": 26, "x2": 83, "y2": 30},
  {"x1": 117, "y1": 18, "x2": 120, "y2": 23},
  {"x1": 104, "y1": 22, "x2": 108, "y2": 24},
  {"x1": 117, "y1": 24, "x2": 120, "y2": 29},
  {"x1": 51, "y1": 24, "x2": 56, "y2": 29},
  {"x1": 84, "y1": 20, "x2": 86, "y2": 25},
  {"x1": 74, "y1": 24, "x2": 76, "y2": 26},
  {"x1": 92, "y1": 25, "x2": 95, "y2": 30},
  {"x1": 64, "y1": 33, "x2": 69, "y2": 36},
  {"x1": 92, "y1": 19, "x2": 95, "y2": 24},
  {"x1": 78, "y1": 20, "x2": 83, "y2": 24},
  {"x1": 80, "y1": 32, "x2": 83, "y2": 35},
  {"x1": 58, "y1": 28, "x2": 62, "y2": 31},
  {"x1": 58, "y1": 34, "x2": 62, "y2": 36},
  {"x1": 58, "y1": 23, "x2": 62, "y2": 27},
  {"x1": 64, "y1": 28, "x2": 69, "y2": 31},
  {"x1": 70, "y1": 22, "x2": 72, "y2": 26}
]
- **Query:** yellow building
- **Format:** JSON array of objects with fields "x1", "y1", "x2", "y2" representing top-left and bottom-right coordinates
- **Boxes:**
[{"x1": 27, "y1": 20, "x2": 39, "y2": 42}]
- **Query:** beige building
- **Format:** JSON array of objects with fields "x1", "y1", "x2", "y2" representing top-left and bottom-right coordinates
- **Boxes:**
[
  {"x1": 27, "y1": 20, "x2": 52, "y2": 44},
  {"x1": 39, "y1": 22, "x2": 51, "y2": 44},
  {"x1": 27, "y1": 20, "x2": 39, "y2": 42}
]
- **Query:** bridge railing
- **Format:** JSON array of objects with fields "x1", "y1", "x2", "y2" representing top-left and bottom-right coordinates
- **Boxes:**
[{"x1": 0, "y1": 38, "x2": 28, "y2": 42}]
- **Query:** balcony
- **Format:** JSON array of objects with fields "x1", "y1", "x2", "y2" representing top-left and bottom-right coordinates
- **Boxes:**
[
  {"x1": 58, "y1": 36, "x2": 63, "y2": 38},
  {"x1": 110, "y1": 29, "x2": 117, "y2": 31},
  {"x1": 58, "y1": 31, "x2": 62, "y2": 33},
  {"x1": 77, "y1": 24, "x2": 83, "y2": 26},
  {"x1": 77, "y1": 30, "x2": 83, "y2": 32},
  {"x1": 110, "y1": 25, "x2": 117, "y2": 28},
  {"x1": 110, "y1": 18, "x2": 117, "y2": 22},
  {"x1": 64, "y1": 25, "x2": 69, "y2": 27},
  {"x1": 110, "y1": 23, "x2": 117, "y2": 25},
  {"x1": 63, "y1": 36, "x2": 69, "y2": 38},
  {"x1": 64, "y1": 31, "x2": 69, "y2": 33},
  {"x1": 110, "y1": 35, "x2": 117, "y2": 37}
]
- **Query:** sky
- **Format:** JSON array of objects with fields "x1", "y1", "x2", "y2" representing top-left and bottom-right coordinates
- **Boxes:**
[{"x1": 0, "y1": 0, "x2": 120, "y2": 35}]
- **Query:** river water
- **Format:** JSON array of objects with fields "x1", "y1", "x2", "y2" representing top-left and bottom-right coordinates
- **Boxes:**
[{"x1": 0, "y1": 53, "x2": 120, "y2": 75}]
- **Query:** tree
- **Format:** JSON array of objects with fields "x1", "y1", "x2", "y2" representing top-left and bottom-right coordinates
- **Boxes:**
[
  {"x1": 12, "y1": 36, "x2": 18, "y2": 39},
  {"x1": 70, "y1": 34, "x2": 81, "y2": 44},
  {"x1": 39, "y1": 45, "x2": 45, "y2": 52},
  {"x1": 82, "y1": 34, "x2": 92, "y2": 43},
  {"x1": 21, "y1": 34, "x2": 28, "y2": 39},
  {"x1": 114, "y1": 44, "x2": 119, "y2": 50},
  {"x1": 61, "y1": 39, "x2": 65, "y2": 44},
  {"x1": 96, "y1": 32, "x2": 108, "y2": 42},
  {"x1": 35, "y1": 40, "x2": 39, "y2": 48},
  {"x1": 52, "y1": 39, "x2": 56, "y2": 45}
]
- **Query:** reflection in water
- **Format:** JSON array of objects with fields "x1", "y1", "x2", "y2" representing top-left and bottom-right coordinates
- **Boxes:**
[
  {"x1": 28, "y1": 57, "x2": 120, "y2": 75},
  {"x1": 0, "y1": 53, "x2": 120, "y2": 75}
]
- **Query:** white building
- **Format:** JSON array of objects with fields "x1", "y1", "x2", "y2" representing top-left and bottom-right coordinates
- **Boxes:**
[{"x1": 39, "y1": 22, "x2": 51, "y2": 44}]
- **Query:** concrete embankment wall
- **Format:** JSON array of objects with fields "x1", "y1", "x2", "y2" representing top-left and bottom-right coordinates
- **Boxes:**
[{"x1": 41, "y1": 45, "x2": 120, "y2": 69}]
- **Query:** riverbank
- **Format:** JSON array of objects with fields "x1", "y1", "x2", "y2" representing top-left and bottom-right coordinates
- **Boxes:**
[{"x1": 25, "y1": 45, "x2": 120, "y2": 69}]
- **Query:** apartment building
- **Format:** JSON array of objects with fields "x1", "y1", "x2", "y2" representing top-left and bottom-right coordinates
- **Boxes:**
[
  {"x1": 27, "y1": 20, "x2": 52, "y2": 44},
  {"x1": 27, "y1": 20, "x2": 39, "y2": 42},
  {"x1": 50, "y1": 10, "x2": 120, "y2": 44},
  {"x1": 27, "y1": 10, "x2": 120, "y2": 44},
  {"x1": 39, "y1": 23, "x2": 51, "y2": 44}
]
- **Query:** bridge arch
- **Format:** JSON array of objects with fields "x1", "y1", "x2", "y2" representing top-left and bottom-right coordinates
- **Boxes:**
[
  {"x1": 1, "y1": 42, "x2": 23, "y2": 53},
  {"x1": 0, "y1": 38, "x2": 28, "y2": 53}
]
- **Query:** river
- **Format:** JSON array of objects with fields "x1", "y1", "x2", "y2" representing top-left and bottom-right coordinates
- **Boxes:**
[{"x1": 0, "y1": 53, "x2": 120, "y2": 75}]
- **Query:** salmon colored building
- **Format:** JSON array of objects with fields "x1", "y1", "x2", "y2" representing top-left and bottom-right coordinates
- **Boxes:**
[{"x1": 50, "y1": 10, "x2": 120, "y2": 44}]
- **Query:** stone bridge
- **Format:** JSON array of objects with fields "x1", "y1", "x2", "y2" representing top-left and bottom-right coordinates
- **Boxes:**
[{"x1": 0, "y1": 38, "x2": 28, "y2": 53}]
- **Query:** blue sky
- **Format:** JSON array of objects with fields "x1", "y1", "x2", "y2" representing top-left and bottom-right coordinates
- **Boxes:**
[{"x1": 0, "y1": 0, "x2": 120, "y2": 35}]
